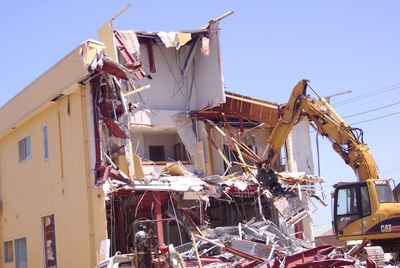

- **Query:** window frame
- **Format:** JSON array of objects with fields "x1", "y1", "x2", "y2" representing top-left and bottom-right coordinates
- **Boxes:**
[
  {"x1": 376, "y1": 184, "x2": 395, "y2": 203},
  {"x1": 148, "y1": 145, "x2": 166, "y2": 162},
  {"x1": 360, "y1": 185, "x2": 372, "y2": 217},
  {"x1": 42, "y1": 214, "x2": 57, "y2": 268},
  {"x1": 334, "y1": 182, "x2": 370, "y2": 234},
  {"x1": 18, "y1": 135, "x2": 31, "y2": 162},
  {"x1": 336, "y1": 187, "x2": 358, "y2": 216},
  {"x1": 4, "y1": 240, "x2": 13, "y2": 263},
  {"x1": 14, "y1": 237, "x2": 27, "y2": 268},
  {"x1": 43, "y1": 125, "x2": 49, "y2": 160}
]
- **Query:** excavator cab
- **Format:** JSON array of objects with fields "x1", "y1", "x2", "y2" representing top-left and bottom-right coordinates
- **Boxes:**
[{"x1": 333, "y1": 180, "x2": 400, "y2": 251}]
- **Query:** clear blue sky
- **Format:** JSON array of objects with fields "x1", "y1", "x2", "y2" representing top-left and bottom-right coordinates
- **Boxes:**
[{"x1": 1, "y1": 1, "x2": 400, "y2": 226}]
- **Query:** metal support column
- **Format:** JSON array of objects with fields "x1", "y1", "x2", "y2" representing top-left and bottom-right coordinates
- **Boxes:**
[{"x1": 154, "y1": 191, "x2": 165, "y2": 247}]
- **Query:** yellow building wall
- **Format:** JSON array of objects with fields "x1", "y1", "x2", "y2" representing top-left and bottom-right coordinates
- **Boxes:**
[{"x1": 0, "y1": 85, "x2": 107, "y2": 267}]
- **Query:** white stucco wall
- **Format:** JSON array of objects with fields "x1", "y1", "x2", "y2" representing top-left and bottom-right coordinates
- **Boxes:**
[
  {"x1": 290, "y1": 118, "x2": 314, "y2": 174},
  {"x1": 127, "y1": 30, "x2": 224, "y2": 112}
]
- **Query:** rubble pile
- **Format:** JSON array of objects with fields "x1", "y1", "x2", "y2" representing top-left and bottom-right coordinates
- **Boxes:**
[
  {"x1": 91, "y1": 70, "x2": 381, "y2": 266},
  {"x1": 98, "y1": 212, "x2": 380, "y2": 267},
  {"x1": 97, "y1": 159, "x2": 385, "y2": 267},
  {"x1": 90, "y1": 19, "x2": 383, "y2": 268},
  {"x1": 177, "y1": 219, "x2": 310, "y2": 265}
]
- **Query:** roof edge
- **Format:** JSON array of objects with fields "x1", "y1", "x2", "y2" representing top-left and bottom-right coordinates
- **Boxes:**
[{"x1": 0, "y1": 40, "x2": 105, "y2": 139}]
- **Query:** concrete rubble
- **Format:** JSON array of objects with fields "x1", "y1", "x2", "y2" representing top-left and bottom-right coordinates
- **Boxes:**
[{"x1": 98, "y1": 159, "x2": 381, "y2": 268}]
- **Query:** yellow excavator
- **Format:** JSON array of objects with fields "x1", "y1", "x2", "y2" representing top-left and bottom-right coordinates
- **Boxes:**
[{"x1": 258, "y1": 79, "x2": 400, "y2": 252}]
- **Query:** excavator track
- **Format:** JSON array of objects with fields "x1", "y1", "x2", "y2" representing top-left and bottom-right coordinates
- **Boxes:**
[{"x1": 363, "y1": 246, "x2": 385, "y2": 267}]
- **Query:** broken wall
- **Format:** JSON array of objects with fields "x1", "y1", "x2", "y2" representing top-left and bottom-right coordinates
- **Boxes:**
[
  {"x1": 289, "y1": 118, "x2": 314, "y2": 174},
  {"x1": 126, "y1": 28, "x2": 224, "y2": 112},
  {"x1": 95, "y1": 19, "x2": 320, "y2": 255},
  {"x1": 130, "y1": 43, "x2": 198, "y2": 110},
  {"x1": 192, "y1": 22, "x2": 225, "y2": 110},
  {"x1": 115, "y1": 28, "x2": 225, "y2": 115},
  {"x1": 286, "y1": 118, "x2": 315, "y2": 242},
  {"x1": 208, "y1": 126, "x2": 225, "y2": 175}
]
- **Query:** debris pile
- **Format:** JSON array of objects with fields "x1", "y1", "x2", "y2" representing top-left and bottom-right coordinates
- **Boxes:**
[
  {"x1": 97, "y1": 215, "x2": 380, "y2": 267},
  {"x1": 177, "y1": 219, "x2": 310, "y2": 265},
  {"x1": 90, "y1": 15, "x2": 383, "y2": 268}
]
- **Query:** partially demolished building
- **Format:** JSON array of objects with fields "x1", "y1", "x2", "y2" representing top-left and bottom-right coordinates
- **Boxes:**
[{"x1": 0, "y1": 14, "x2": 323, "y2": 267}]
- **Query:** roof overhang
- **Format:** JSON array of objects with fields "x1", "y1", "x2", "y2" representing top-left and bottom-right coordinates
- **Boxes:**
[
  {"x1": 0, "y1": 40, "x2": 105, "y2": 139},
  {"x1": 194, "y1": 91, "x2": 279, "y2": 127}
]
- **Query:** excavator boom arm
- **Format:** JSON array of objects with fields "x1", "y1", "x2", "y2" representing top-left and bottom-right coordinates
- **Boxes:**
[
  {"x1": 260, "y1": 80, "x2": 307, "y2": 167},
  {"x1": 261, "y1": 79, "x2": 379, "y2": 181},
  {"x1": 300, "y1": 95, "x2": 379, "y2": 180}
]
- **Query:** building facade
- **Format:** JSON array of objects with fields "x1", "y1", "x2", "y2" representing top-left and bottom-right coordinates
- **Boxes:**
[{"x1": 0, "y1": 41, "x2": 108, "y2": 267}]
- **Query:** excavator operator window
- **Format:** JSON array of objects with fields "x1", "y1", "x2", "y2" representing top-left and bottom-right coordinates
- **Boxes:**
[
  {"x1": 360, "y1": 186, "x2": 371, "y2": 217},
  {"x1": 337, "y1": 188, "x2": 358, "y2": 215},
  {"x1": 376, "y1": 184, "x2": 395, "y2": 203},
  {"x1": 335, "y1": 185, "x2": 362, "y2": 232}
]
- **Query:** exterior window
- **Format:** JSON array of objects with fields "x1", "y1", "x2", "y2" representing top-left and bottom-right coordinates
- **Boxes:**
[
  {"x1": 4, "y1": 240, "x2": 13, "y2": 263},
  {"x1": 337, "y1": 187, "x2": 358, "y2": 215},
  {"x1": 18, "y1": 136, "x2": 31, "y2": 161},
  {"x1": 43, "y1": 126, "x2": 49, "y2": 160},
  {"x1": 14, "y1": 237, "x2": 27, "y2": 268},
  {"x1": 42, "y1": 215, "x2": 57, "y2": 268},
  {"x1": 376, "y1": 184, "x2": 395, "y2": 203},
  {"x1": 149, "y1": 146, "x2": 165, "y2": 161},
  {"x1": 335, "y1": 187, "x2": 360, "y2": 232},
  {"x1": 360, "y1": 186, "x2": 371, "y2": 216}
]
